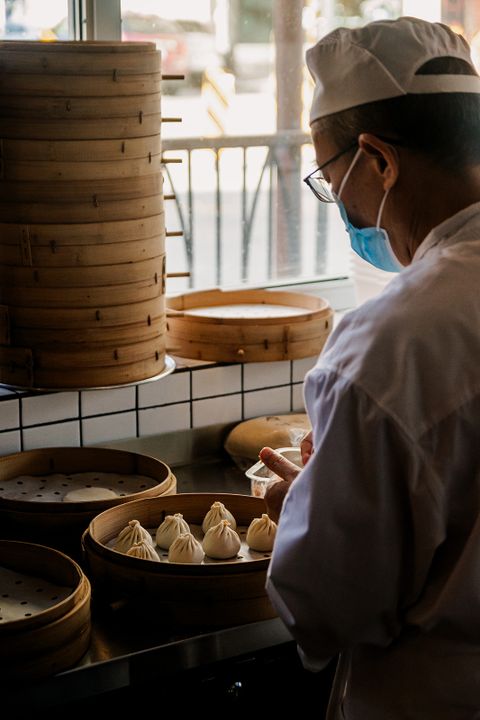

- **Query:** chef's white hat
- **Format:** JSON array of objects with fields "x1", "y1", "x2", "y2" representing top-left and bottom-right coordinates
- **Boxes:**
[{"x1": 307, "y1": 16, "x2": 480, "y2": 124}]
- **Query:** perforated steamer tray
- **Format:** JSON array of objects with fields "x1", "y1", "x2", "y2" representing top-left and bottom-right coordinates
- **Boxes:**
[
  {"x1": 0, "y1": 540, "x2": 91, "y2": 681},
  {"x1": 0, "y1": 447, "x2": 176, "y2": 553},
  {"x1": 1, "y1": 470, "x2": 159, "y2": 503},
  {"x1": 0, "y1": 566, "x2": 71, "y2": 624}
]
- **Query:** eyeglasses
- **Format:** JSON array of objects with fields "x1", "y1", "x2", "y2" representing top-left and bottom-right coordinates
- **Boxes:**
[
  {"x1": 304, "y1": 136, "x2": 404, "y2": 203},
  {"x1": 303, "y1": 142, "x2": 357, "y2": 203}
]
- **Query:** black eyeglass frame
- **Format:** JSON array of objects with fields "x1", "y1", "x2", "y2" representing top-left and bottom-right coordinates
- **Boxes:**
[{"x1": 303, "y1": 136, "x2": 404, "y2": 203}]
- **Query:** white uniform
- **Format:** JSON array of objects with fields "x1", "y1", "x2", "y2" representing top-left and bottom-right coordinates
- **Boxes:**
[{"x1": 266, "y1": 202, "x2": 480, "y2": 719}]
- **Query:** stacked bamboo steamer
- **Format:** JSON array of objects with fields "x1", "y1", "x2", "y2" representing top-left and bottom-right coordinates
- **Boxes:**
[
  {"x1": 0, "y1": 41, "x2": 168, "y2": 389},
  {"x1": 0, "y1": 540, "x2": 91, "y2": 681}
]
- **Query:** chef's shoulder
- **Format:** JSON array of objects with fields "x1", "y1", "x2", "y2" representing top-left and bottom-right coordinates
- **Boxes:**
[{"x1": 311, "y1": 258, "x2": 463, "y2": 387}]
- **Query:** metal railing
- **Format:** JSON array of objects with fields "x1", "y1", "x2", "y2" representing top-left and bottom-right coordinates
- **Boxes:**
[{"x1": 162, "y1": 130, "x2": 329, "y2": 288}]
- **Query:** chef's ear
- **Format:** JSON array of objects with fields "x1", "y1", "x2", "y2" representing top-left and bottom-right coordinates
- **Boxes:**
[{"x1": 358, "y1": 133, "x2": 400, "y2": 190}]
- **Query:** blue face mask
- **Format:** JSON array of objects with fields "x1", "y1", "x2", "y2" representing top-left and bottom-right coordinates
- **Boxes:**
[{"x1": 335, "y1": 148, "x2": 404, "y2": 273}]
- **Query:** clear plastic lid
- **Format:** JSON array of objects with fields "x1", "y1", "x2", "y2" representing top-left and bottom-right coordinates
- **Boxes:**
[{"x1": 245, "y1": 447, "x2": 303, "y2": 498}]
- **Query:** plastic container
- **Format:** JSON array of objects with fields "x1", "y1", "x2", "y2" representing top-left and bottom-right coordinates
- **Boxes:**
[{"x1": 245, "y1": 447, "x2": 303, "y2": 498}]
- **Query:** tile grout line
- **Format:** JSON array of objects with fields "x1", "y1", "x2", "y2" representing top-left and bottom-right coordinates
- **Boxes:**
[
  {"x1": 19, "y1": 396, "x2": 24, "y2": 452},
  {"x1": 135, "y1": 385, "x2": 140, "y2": 438},
  {"x1": 241, "y1": 363, "x2": 245, "y2": 421},
  {"x1": 78, "y1": 392, "x2": 83, "y2": 447},
  {"x1": 189, "y1": 370, "x2": 193, "y2": 429},
  {"x1": 290, "y1": 360, "x2": 294, "y2": 412}
]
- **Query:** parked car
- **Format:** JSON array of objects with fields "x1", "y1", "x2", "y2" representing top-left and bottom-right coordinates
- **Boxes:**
[
  {"x1": 175, "y1": 19, "x2": 221, "y2": 87},
  {"x1": 121, "y1": 13, "x2": 188, "y2": 81}
]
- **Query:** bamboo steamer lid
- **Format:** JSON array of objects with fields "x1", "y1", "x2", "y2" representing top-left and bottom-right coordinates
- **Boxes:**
[
  {"x1": 0, "y1": 41, "x2": 170, "y2": 390},
  {"x1": 167, "y1": 288, "x2": 334, "y2": 362}
]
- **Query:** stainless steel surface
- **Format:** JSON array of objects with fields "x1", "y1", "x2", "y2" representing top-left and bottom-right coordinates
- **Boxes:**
[{"x1": 0, "y1": 354, "x2": 176, "y2": 393}]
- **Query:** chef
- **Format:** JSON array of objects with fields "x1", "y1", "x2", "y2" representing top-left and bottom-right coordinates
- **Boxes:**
[{"x1": 260, "y1": 16, "x2": 480, "y2": 719}]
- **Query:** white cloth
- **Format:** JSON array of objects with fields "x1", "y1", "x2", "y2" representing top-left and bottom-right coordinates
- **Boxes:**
[{"x1": 266, "y1": 201, "x2": 480, "y2": 719}]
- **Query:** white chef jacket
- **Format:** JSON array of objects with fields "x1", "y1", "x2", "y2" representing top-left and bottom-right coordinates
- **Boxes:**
[{"x1": 266, "y1": 202, "x2": 480, "y2": 719}]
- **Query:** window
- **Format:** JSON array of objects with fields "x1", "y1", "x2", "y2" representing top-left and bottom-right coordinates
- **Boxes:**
[
  {"x1": 4, "y1": 1, "x2": 480, "y2": 305},
  {"x1": 120, "y1": 1, "x2": 480, "y2": 299},
  {"x1": 0, "y1": 0, "x2": 71, "y2": 40}
]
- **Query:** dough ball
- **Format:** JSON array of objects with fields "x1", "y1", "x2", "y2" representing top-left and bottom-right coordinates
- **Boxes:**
[{"x1": 63, "y1": 487, "x2": 118, "y2": 502}]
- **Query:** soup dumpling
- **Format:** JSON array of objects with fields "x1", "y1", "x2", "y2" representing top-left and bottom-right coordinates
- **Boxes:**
[
  {"x1": 202, "y1": 501, "x2": 237, "y2": 533},
  {"x1": 246, "y1": 513, "x2": 277, "y2": 552},
  {"x1": 114, "y1": 519, "x2": 154, "y2": 554},
  {"x1": 168, "y1": 532, "x2": 205, "y2": 563},
  {"x1": 203, "y1": 519, "x2": 241, "y2": 559},
  {"x1": 126, "y1": 541, "x2": 160, "y2": 561},
  {"x1": 156, "y1": 513, "x2": 190, "y2": 549}
]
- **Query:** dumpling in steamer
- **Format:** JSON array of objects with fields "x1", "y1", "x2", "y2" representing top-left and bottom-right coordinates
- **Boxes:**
[
  {"x1": 126, "y1": 541, "x2": 160, "y2": 561},
  {"x1": 156, "y1": 513, "x2": 190, "y2": 549},
  {"x1": 114, "y1": 519, "x2": 154, "y2": 554},
  {"x1": 63, "y1": 487, "x2": 118, "y2": 502},
  {"x1": 203, "y1": 519, "x2": 241, "y2": 559},
  {"x1": 202, "y1": 501, "x2": 237, "y2": 533},
  {"x1": 246, "y1": 513, "x2": 277, "y2": 552},
  {"x1": 168, "y1": 533, "x2": 205, "y2": 563}
]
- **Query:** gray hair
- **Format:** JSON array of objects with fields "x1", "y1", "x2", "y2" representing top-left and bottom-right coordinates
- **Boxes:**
[{"x1": 312, "y1": 57, "x2": 480, "y2": 170}]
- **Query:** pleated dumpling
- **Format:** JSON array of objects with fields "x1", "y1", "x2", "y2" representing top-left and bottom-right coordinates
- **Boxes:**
[
  {"x1": 203, "y1": 519, "x2": 241, "y2": 559},
  {"x1": 126, "y1": 540, "x2": 160, "y2": 561},
  {"x1": 202, "y1": 501, "x2": 237, "y2": 533},
  {"x1": 246, "y1": 513, "x2": 277, "y2": 552},
  {"x1": 168, "y1": 532, "x2": 205, "y2": 563},
  {"x1": 114, "y1": 519, "x2": 154, "y2": 554},
  {"x1": 155, "y1": 513, "x2": 190, "y2": 549}
]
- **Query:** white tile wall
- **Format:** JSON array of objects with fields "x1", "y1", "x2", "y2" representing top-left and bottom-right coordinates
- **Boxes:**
[
  {"x1": 82, "y1": 412, "x2": 136, "y2": 445},
  {"x1": 244, "y1": 386, "x2": 291, "y2": 420},
  {"x1": 139, "y1": 403, "x2": 190, "y2": 436},
  {"x1": 22, "y1": 392, "x2": 78, "y2": 426},
  {"x1": 192, "y1": 366, "x2": 241, "y2": 399},
  {"x1": 292, "y1": 355, "x2": 318, "y2": 383},
  {"x1": 81, "y1": 386, "x2": 135, "y2": 417},
  {"x1": 0, "y1": 350, "x2": 334, "y2": 456},
  {"x1": 192, "y1": 394, "x2": 242, "y2": 428},
  {"x1": 0, "y1": 399, "x2": 19, "y2": 431},
  {"x1": 23, "y1": 421, "x2": 80, "y2": 451},
  {"x1": 138, "y1": 371, "x2": 190, "y2": 408},
  {"x1": 0, "y1": 430, "x2": 21, "y2": 455},
  {"x1": 292, "y1": 384, "x2": 306, "y2": 413},
  {"x1": 243, "y1": 361, "x2": 290, "y2": 391}
]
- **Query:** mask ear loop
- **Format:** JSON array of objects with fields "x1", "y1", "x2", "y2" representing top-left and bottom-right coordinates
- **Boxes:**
[
  {"x1": 375, "y1": 186, "x2": 403, "y2": 268},
  {"x1": 375, "y1": 187, "x2": 390, "y2": 229},
  {"x1": 337, "y1": 147, "x2": 362, "y2": 199}
]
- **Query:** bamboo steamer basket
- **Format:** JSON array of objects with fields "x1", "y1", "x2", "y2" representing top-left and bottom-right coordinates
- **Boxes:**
[
  {"x1": 1, "y1": 136, "x2": 161, "y2": 162},
  {"x1": 84, "y1": 493, "x2": 276, "y2": 627},
  {"x1": 0, "y1": 41, "x2": 170, "y2": 390},
  {"x1": 166, "y1": 288, "x2": 334, "y2": 362},
  {"x1": 0, "y1": 447, "x2": 176, "y2": 556},
  {"x1": 0, "y1": 540, "x2": 91, "y2": 681}
]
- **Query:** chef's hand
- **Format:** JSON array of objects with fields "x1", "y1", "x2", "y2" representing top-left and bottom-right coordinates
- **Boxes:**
[
  {"x1": 259, "y1": 447, "x2": 302, "y2": 523},
  {"x1": 300, "y1": 430, "x2": 314, "y2": 466}
]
